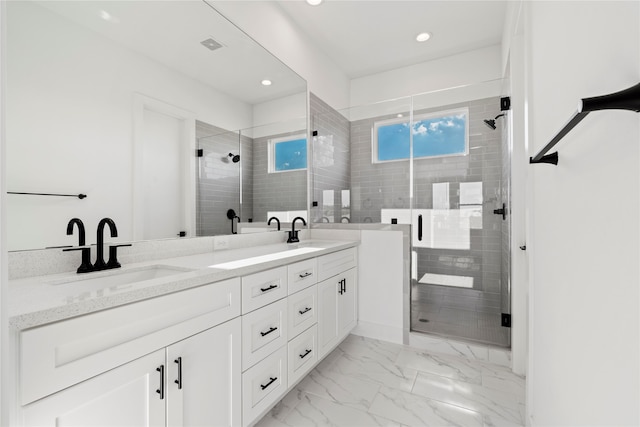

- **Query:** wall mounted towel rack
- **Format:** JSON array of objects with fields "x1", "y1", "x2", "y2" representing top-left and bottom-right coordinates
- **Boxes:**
[
  {"x1": 530, "y1": 82, "x2": 640, "y2": 165},
  {"x1": 8, "y1": 192, "x2": 87, "y2": 199}
]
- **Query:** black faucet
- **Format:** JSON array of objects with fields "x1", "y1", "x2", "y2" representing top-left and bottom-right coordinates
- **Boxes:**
[
  {"x1": 63, "y1": 218, "x2": 93, "y2": 273},
  {"x1": 94, "y1": 218, "x2": 130, "y2": 271},
  {"x1": 267, "y1": 216, "x2": 281, "y2": 231},
  {"x1": 287, "y1": 217, "x2": 307, "y2": 244}
]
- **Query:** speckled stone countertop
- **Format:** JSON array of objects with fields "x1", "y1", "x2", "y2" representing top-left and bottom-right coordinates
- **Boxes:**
[{"x1": 9, "y1": 239, "x2": 358, "y2": 330}]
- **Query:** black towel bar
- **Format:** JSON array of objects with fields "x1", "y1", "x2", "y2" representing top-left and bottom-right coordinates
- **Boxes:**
[
  {"x1": 8, "y1": 191, "x2": 87, "y2": 199},
  {"x1": 530, "y1": 82, "x2": 640, "y2": 165}
]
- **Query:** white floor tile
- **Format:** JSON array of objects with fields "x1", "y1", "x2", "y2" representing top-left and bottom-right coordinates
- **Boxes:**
[
  {"x1": 395, "y1": 348, "x2": 484, "y2": 384},
  {"x1": 411, "y1": 372, "x2": 523, "y2": 425},
  {"x1": 368, "y1": 386, "x2": 484, "y2": 427},
  {"x1": 282, "y1": 393, "x2": 401, "y2": 427},
  {"x1": 255, "y1": 335, "x2": 525, "y2": 427}
]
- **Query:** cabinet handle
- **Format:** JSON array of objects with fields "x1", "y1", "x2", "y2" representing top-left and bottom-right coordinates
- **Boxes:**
[
  {"x1": 156, "y1": 365, "x2": 165, "y2": 400},
  {"x1": 299, "y1": 349, "x2": 312, "y2": 359},
  {"x1": 260, "y1": 283, "x2": 278, "y2": 292},
  {"x1": 418, "y1": 214, "x2": 423, "y2": 241},
  {"x1": 260, "y1": 326, "x2": 278, "y2": 337},
  {"x1": 260, "y1": 377, "x2": 278, "y2": 390},
  {"x1": 298, "y1": 307, "x2": 312, "y2": 315},
  {"x1": 299, "y1": 272, "x2": 312, "y2": 278},
  {"x1": 338, "y1": 278, "x2": 346, "y2": 295},
  {"x1": 174, "y1": 357, "x2": 182, "y2": 390}
]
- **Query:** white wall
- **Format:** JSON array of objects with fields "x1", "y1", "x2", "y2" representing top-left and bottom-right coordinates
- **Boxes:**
[
  {"x1": 350, "y1": 45, "x2": 503, "y2": 106},
  {"x1": 211, "y1": 1, "x2": 351, "y2": 110},
  {"x1": 6, "y1": 2, "x2": 253, "y2": 250},
  {"x1": 525, "y1": 1, "x2": 639, "y2": 425}
]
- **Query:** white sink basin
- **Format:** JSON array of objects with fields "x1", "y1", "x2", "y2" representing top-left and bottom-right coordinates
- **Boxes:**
[
  {"x1": 209, "y1": 246, "x2": 324, "y2": 269},
  {"x1": 48, "y1": 265, "x2": 192, "y2": 290}
]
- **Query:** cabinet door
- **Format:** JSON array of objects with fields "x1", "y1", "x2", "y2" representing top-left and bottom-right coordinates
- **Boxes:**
[
  {"x1": 22, "y1": 350, "x2": 165, "y2": 427},
  {"x1": 337, "y1": 268, "x2": 357, "y2": 339},
  {"x1": 317, "y1": 277, "x2": 339, "y2": 359},
  {"x1": 166, "y1": 318, "x2": 241, "y2": 427}
]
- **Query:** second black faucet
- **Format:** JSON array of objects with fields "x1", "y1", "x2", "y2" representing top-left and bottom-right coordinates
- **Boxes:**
[{"x1": 287, "y1": 216, "x2": 307, "y2": 244}]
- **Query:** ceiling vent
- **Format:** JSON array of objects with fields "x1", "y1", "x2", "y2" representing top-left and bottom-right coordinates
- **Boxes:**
[{"x1": 200, "y1": 38, "x2": 224, "y2": 52}]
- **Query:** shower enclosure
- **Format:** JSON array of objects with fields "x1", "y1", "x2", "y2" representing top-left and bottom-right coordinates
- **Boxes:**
[{"x1": 311, "y1": 79, "x2": 511, "y2": 347}]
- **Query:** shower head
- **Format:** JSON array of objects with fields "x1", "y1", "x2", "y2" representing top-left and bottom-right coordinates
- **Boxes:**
[
  {"x1": 228, "y1": 153, "x2": 240, "y2": 163},
  {"x1": 483, "y1": 114, "x2": 505, "y2": 130}
]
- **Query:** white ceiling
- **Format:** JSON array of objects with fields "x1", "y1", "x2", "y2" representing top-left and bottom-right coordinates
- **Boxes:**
[
  {"x1": 33, "y1": 0, "x2": 307, "y2": 105},
  {"x1": 276, "y1": 0, "x2": 508, "y2": 78}
]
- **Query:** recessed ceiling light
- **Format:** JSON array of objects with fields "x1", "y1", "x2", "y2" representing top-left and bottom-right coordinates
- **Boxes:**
[
  {"x1": 99, "y1": 10, "x2": 119, "y2": 24},
  {"x1": 397, "y1": 114, "x2": 404, "y2": 118},
  {"x1": 261, "y1": 79, "x2": 272, "y2": 86},
  {"x1": 306, "y1": 0, "x2": 323, "y2": 5},
  {"x1": 416, "y1": 32, "x2": 432, "y2": 42}
]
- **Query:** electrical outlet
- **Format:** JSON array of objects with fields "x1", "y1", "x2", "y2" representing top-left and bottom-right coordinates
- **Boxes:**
[{"x1": 214, "y1": 236, "x2": 230, "y2": 250}]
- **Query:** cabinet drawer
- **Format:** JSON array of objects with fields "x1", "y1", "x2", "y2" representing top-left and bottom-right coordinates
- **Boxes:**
[
  {"x1": 242, "y1": 346, "x2": 288, "y2": 427},
  {"x1": 241, "y1": 267, "x2": 287, "y2": 314},
  {"x1": 317, "y1": 248, "x2": 357, "y2": 282},
  {"x1": 242, "y1": 299, "x2": 288, "y2": 371},
  {"x1": 287, "y1": 258, "x2": 317, "y2": 295},
  {"x1": 287, "y1": 325, "x2": 317, "y2": 388},
  {"x1": 287, "y1": 285, "x2": 317, "y2": 339},
  {"x1": 20, "y1": 278, "x2": 241, "y2": 406}
]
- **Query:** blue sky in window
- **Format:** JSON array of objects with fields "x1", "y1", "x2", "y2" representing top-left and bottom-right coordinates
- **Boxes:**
[
  {"x1": 377, "y1": 113, "x2": 466, "y2": 161},
  {"x1": 275, "y1": 138, "x2": 307, "y2": 171}
]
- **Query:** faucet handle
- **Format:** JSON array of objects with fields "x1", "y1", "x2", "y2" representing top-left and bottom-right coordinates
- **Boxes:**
[
  {"x1": 106, "y1": 243, "x2": 132, "y2": 269},
  {"x1": 63, "y1": 246, "x2": 94, "y2": 274}
]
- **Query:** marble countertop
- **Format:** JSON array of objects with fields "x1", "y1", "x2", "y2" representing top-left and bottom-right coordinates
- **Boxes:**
[{"x1": 9, "y1": 239, "x2": 358, "y2": 330}]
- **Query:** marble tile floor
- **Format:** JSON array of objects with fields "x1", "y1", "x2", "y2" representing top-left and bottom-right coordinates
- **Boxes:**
[{"x1": 254, "y1": 334, "x2": 525, "y2": 427}]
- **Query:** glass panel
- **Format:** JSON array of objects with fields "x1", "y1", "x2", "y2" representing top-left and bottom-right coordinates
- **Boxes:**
[
  {"x1": 311, "y1": 95, "x2": 413, "y2": 224},
  {"x1": 410, "y1": 80, "x2": 511, "y2": 347},
  {"x1": 196, "y1": 125, "x2": 241, "y2": 236},
  {"x1": 245, "y1": 116, "x2": 308, "y2": 224}
]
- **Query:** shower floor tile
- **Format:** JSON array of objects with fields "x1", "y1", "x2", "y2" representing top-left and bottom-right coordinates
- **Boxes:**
[{"x1": 412, "y1": 284, "x2": 510, "y2": 347}]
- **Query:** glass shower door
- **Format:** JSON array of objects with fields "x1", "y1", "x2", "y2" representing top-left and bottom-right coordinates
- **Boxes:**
[
  {"x1": 410, "y1": 86, "x2": 511, "y2": 347},
  {"x1": 195, "y1": 122, "x2": 241, "y2": 236}
]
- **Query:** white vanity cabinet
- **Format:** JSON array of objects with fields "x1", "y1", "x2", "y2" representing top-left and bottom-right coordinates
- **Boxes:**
[
  {"x1": 15, "y1": 245, "x2": 359, "y2": 427},
  {"x1": 22, "y1": 349, "x2": 167, "y2": 427},
  {"x1": 18, "y1": 278, "x2": 242, "y2": 427},
  {"x1": 22, "y1": 318, "x2": 242, "y2": 427},
  {"x1": 317, "y1": 248, "x2": 358, "y2": 359}
]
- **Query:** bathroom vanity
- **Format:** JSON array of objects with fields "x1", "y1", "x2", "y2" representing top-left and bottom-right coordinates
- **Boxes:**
[{"x1": 8, "y1": 240, "x2": 358, "y2": 427}]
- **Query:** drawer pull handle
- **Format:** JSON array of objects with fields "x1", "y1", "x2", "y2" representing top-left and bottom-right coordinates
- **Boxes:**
[
  {"x1": 174, "y1": 357, "x2": 182, "y2": 390},
  {"x1": 299, "y1": 272, "x2": 312, "y2": 278},
  {"x1": 260, "y1": 283, "x2": 278, "y2": 292},
  {"x1": 299, "y1": 349, "x2": 312, "y2": 359},
  {"x1": 260, "y1": 326, "x2": 278, "y2": 337},
  {"x1": 156, "y1": 365, "x2": 165, "y2": 400},
  {"x1": 299, "y1": 307, "x2": 312, "y2": 315},
  {"x1": 260, "y1": 377, "x2": 278, "y2": 390}
]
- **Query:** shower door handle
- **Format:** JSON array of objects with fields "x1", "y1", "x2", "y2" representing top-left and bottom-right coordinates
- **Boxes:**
[
  {"x1": 493, "y1": 203, "x2": 507, "y2": 220},
  {"x1": 417, "y1": 214, "x2": 423, "y2": 241}
]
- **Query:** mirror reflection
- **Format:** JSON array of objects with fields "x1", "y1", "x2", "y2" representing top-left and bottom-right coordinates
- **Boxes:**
[{"x1": 6, "y1": 0, "x2": 307, "y2": 251}]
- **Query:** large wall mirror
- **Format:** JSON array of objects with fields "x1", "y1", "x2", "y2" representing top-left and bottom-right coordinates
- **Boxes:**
[{"x1": 5, "y1": 0, "x2": 308, "y2": 251}]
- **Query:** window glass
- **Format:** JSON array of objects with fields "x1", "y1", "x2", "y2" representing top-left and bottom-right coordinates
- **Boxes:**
[
  {"x1": 269, "y1": 135, "x2": 307, "y2": 172},
  {"x1": 373, "y1": 108, "x2": 468, "y2": 163}
]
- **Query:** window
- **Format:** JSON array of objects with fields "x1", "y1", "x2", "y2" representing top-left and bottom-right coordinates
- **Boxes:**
[
  {"x1": 268, "y1": 134, "x2": 307, "y2": 173},
  {"x1": 372, "y1": 108, "x2": 468, "y2": 163}
]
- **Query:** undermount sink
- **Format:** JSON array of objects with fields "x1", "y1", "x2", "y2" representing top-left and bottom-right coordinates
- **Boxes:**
[
  {"x1": 209, "y1": 246, "x2": 324, "y2": 270},
  {"x1": 47, "y1": 265, "x2": 192, "y2": 290}
]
